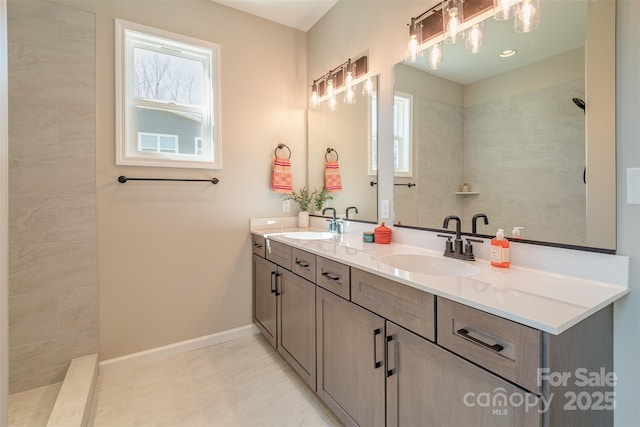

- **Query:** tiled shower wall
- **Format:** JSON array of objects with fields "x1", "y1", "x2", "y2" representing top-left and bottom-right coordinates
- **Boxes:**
[{"x1": 7, "y1": 0, "x2": 97, "y2": 393}]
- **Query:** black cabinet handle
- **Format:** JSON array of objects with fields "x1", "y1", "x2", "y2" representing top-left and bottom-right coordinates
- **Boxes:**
[
  {"x1": 373, "y1": 328, "x2": 382, "y2": 369},
  {"x1": 321, "y1": 271, "x2": 341, "y2": 282},
  {"x1": 386, "y1": 335, "x2": 396, "y2": 377},
  {"x1": 270, "y1": 271, "x2": 276, "y2": 294},
  {"x1": 274, "y1": 272, "x2": 281, "y2": 296},
  {"x1": 295, "y1": 259, "x2": 310, "y2": 268},
  {"x1": 253, "y1": 242, "x2": 263, "y2": 249},
  {"x1": 456, "y1": 328, "x2": 504, "y2": 353}
]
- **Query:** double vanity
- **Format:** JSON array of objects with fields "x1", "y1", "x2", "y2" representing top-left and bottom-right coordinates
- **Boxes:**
[{"x1": 250, "y1": 220, "x2": 627, "y2": 427}]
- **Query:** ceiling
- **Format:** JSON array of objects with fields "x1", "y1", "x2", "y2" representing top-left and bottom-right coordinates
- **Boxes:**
[{"x1": 211, "y1": 0, "x2": 339, "y2": 31}]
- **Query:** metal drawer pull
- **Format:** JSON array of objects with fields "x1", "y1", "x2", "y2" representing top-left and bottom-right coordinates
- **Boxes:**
[
  {"x1": 373, "y1": 328, "x2": 382, "y2": 369},
  {"x1": 456, "y1": 328, "x2": 504, "y2": 353},
  {"x1": 274, "y1": 273, "x2": 281, "y2": 296},
  {"x1": 270, "y1": 271, "x2": 276, "y2": 294},
  {"x1": 386, "y1": 335, "x2": 396, "y2": 377},
  {"x1": 321, "y1": 271, "x2": 341, "y2": 281},
  {"x1": 295, "y1": 259, "x2": 310, "y2": 268}
]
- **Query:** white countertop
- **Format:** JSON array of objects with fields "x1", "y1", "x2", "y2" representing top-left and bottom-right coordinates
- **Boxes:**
[{"x1": 251, "y1": 224, "x2": 629, "y2": 335}]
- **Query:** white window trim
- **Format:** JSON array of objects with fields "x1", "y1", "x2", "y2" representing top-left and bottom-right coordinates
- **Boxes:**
[
  {"x1": 393, "y1": 91, "x2": 413, "y2": 178},
  {"x1": 115, "y1": 19, "x2": 222, "y2": 169}
]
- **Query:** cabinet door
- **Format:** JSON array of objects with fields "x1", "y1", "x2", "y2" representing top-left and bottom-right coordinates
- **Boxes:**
[
  {"x1": 253, "y1": 254, "x2": 277, "y2": 348},
  {"x1": 386, "y1": 322, "x2": 541, "y2": 427},
  {"x1": 316, "y1": 288, "x2": 385, "y2": 427},
  {"x1": 277, "y1": 269, "x2": 316, "y2": 390}
]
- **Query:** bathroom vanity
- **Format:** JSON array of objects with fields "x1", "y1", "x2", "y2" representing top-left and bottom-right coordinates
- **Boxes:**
[{"x1": 250, "y1": 226, "x2": 627, "y2": 427}]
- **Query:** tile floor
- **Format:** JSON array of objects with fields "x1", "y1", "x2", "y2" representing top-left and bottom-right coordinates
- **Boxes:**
[
  {"x1": 8, "y1": 382, "x2": 62, "y2": 427},
  {"x1": 88, "y1": 334, "x2": 341, "y2": 426}
]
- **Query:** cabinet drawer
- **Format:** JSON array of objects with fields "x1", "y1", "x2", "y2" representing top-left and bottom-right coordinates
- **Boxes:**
[
  {"x1": 437, "y1": 298, "x2": 541, "y2": 393},
  {"x1": 352, "y1": 268, "x2": 435, "y2": 341},
  {"x1": 316, "y1": 256, "x2": 350, "y2": 299},
  {"x1": 291, "y1": 248, "x2": 316, "y2": 282},
  {"x1": 251, "y1": 234, "x2": 266, "y2": 257},
  {"x1": 266, "y1": 239, "x2": 292, "y2": 270}
]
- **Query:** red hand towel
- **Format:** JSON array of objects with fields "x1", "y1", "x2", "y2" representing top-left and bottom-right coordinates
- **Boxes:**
[
  {"x1": 271, "y1": 158, "x2": 293, "y2": 193},
  {"x1": 324, "y1": 160, "x2": 342, "y2": 192}
]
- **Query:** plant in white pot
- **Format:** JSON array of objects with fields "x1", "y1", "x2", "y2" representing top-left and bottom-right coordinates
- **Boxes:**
[
  {"x1": 284, "y1": 187, "x2": 313, "y2": 228},
  {"x1": 313, "y1": 187, "x2": 333, "y2": 214}
]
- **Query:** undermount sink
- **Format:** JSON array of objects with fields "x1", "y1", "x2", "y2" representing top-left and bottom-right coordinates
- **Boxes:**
[
  {"x1": 379, "y1": 253, "x2": 480, "y2": 277},
  {"x1": 282, "y1": 231, "x2": 335, "y2": 240}
]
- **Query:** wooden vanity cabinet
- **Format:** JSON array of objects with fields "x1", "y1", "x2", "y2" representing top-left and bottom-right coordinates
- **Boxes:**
[
  {"x1": 386, "y1": 322, "x2": 540, "y2": 427},
  {"x1": 316, "y1": 287, "x2": 386, "y2": 427},
  {"x1": 252, "y1": 238, "x2": 316, "y2": 390}
]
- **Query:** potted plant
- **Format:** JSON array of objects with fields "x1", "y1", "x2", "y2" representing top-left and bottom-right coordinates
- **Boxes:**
[
  {"x1": 284, "y1": 187, "x2": 313, "y2": 227},
  {"x1": 313, "y1": 187, "x2": 333, "y2": 213}
]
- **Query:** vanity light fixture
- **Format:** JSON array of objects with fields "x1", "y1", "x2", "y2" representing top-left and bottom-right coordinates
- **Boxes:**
[
  {"x1": 308, "y1": 55, "x2": 369, "y2": 109},
  {"x1": 362, "y1": 77, "x2": 375, "y2": 96},
  {"x1": 405, "y1": 0, "x2": 539, "y2": 68}
]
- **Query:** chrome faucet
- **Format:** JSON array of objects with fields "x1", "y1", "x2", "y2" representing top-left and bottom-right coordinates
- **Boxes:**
[
  {"x1": 322, "y1": 207, "x2": 343, "y2": 233},
  {"x1": 345, "y1": 206, "x2": 358, "y2": 219},
  {"x1": 439, "y1": 215, "x2": 482, "y2": 261},
  {"x1": 472, "y1": 213, "x2": 489, "y2": 234}
]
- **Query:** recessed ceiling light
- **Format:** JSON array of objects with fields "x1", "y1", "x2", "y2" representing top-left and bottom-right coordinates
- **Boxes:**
[{"x1": 499, "y1": 49, "x2": 517, "y2": 58}]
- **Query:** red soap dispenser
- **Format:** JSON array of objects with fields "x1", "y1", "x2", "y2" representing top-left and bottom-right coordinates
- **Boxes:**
[{"x1": 490, "y1": 228, "x2": 510, "y2": 268}]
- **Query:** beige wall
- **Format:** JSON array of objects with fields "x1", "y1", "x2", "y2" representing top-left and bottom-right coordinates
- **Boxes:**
[
  {"x1": 1, "y1": 0, "x2": 9, "y2": 418},
  {"x1": 7, "y1": 0, "x2": 97, "y2": 392},
  {"x1": 53, "y1": 0, "x2": 307, "y2": 360}
]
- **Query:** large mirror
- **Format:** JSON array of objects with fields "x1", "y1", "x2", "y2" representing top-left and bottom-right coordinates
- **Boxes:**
[
  {"x1": 393, "y1": 0, "x2": 615, "y2": 251},
  {"x1": 308, "y1": 75, "x2": 379, "y2": 223}
]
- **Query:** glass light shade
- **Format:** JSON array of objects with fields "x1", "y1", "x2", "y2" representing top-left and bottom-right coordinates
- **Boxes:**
[
  {"x1": 344, "y1": 87, "x2": 356, "y2": 104},
  {"x1": 309, "y1": 83, "x2": 319, "y2": 108},
  {"x1": 465, "y1": 23, "x2": 485, "y2": 53},
  {"x1": 515, "y1": 0, "x2": 540, "y2": 33},
  {"x1": 443, "y1": 0, "x2": 464, "y2": 44},
  {"x1": 326, "y1": 76, "x2": 335, "y2": 98},
  {"x1": 362, "y1": 77, "x2": 374, "y2": 96},
  {"x1": 426, "y1": 42, "x2": 443, "y2": 69},
  {"x1": 493, "y1": 0, "x2": 518, "y2": 20},
  {"x1": 407, "y1": 20, "x2": 421, "y2": 62},
  {"x1": 328, "y1": 95, "x2": 337, "y2": 111}
]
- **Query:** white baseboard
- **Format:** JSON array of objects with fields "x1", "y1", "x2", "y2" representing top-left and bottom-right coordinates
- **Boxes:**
[{"x1": 99, "y1": 324, "x2": 260, "y2": 374}]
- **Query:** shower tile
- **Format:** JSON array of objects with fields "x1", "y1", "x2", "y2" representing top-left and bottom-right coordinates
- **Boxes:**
[
  {"x1": 58, "y1": 100, "x2": 95, "y2": 147},
  {"x1": 9, "y1": 292, "x2": 59, "y2": 348},
  {"x1": 7, "y1": 0, "x2": 58, "y2": 51},
  {"x1": 8, "y1": 96, "x2": 58, "y2": 147},
  {"x1": 9, "y1": 146, "x2": 62, "y2": 196},
  {"x1": 55, "y1": 145, "x2": 96, "y2": 195},
  {"x1": 57, "y1": 5, "x2": 95, "y2": 57},
  {"x1": 58, "y1": 196, "x2": 96, "y2": 241},
  {"x1": 54, "y1": 51, "x2": 95, "y2": 104},
  {"x1": 8, "y1": 381, "x2": 62, "y2": 427},
  {"x1": 59, "y1": 286, "x2": 98, "y2": 338},
  {"x1": 7, "y1": 43, "x2": 58, "y2": 99},
  {"x1": 9, "y1": 241, "x2": 97, "y2": 296},
  {"x1": 8, "y1": 196, "x2": 58, "y2": 244}
]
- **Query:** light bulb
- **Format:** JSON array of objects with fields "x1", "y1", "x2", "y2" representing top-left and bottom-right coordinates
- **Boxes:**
[
  {"x1": 426, "y1": 42, "x2": 443, "y2": 70},
  {"x1": 326, "y1": 76, "x2": 335, "y2": 98},
  {"x1": 515, "y1": 0, "x2": 540, "y2": 33},
  {"x1": 408, "y1": 34, "x2": 419, "y2": 62},
  {"x1": 465, "y1": 23, "x2": 484, "y2": 54}
]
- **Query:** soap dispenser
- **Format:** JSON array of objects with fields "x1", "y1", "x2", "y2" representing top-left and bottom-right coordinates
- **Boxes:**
[
  {"x1": 511, "y1": 227, "x2": 524, "y2": 239},
  {"x1": 490, "y1": 228, "x2": 510, "y2": 268}
]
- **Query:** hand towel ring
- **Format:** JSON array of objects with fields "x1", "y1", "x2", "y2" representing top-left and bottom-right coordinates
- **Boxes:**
[
  {"x1": 275, "y1": 143, "x2": 291, "y2": 159},
  {"x1": 325, "y1": 148, "x2": 339, "y2": 162}
]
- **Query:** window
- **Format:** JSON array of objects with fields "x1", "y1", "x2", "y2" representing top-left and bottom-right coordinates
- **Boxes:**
[
  {"x1": 115, "y1": 19, "x2": 221, "y2": 169},
  {"x1": 393, "y1": 92, "x2": 413, "y2": 177}
]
